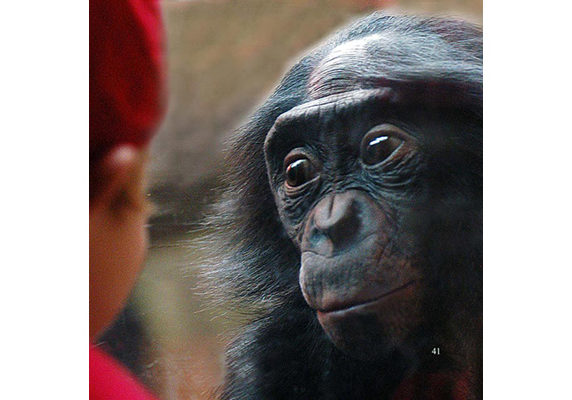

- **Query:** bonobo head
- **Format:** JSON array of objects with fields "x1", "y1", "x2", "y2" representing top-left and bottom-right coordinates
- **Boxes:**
[{"x1": 212, "y1": 13, "x2": 482, "y2": 367}]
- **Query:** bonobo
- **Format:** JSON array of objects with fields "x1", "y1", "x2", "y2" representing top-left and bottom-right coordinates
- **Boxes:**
[{"x1": 206, "y1": 13, "x2": 482, "y2": 400}]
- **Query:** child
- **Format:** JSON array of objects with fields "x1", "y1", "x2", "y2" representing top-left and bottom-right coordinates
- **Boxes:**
[{"x1": 89, "y1": 0, "x2": 164, "y2": 398}]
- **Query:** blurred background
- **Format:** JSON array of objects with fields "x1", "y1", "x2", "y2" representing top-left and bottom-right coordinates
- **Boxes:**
[{"x1": 97, "y1": 1, "x2": 482, "y2": 399}]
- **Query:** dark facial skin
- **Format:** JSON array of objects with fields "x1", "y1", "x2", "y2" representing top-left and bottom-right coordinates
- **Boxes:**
[{"x1": 265, "y1": 87, "x2": 480, "y2": 360}]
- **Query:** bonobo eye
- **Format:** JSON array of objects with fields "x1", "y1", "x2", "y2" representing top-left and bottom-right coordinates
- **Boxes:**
[
  {"x1": 284, "y1": 155, "x2": 317, "y2": 188},
  {"x1": 360, "y1": 124, "x2": 407, "y2": 166}
]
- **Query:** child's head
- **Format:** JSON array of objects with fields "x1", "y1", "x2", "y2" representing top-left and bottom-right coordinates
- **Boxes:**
[
  {"x1": 89, "y1": 0, "x2": 164, "y2": 340},
  {"x1": 89, "y1": 145, "x2": 150, "y2": 340}
]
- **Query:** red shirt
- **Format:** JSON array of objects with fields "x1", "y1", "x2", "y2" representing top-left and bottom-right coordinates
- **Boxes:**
[{"x1": 90, "y1": 346, "x2": 158, "y2": 400}]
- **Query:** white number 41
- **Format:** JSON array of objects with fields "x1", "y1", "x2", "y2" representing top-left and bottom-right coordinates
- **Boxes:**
[{"x1": 431, "y1": 347, "x2": 441, "y2": 355}]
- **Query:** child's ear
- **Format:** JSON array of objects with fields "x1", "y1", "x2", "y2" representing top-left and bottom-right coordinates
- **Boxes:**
[{"x1": 90, "y1": 145, "x2": 138, "y2": 212}]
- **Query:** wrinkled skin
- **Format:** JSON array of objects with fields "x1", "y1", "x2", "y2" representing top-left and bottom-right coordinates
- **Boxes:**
[{"x1": 208, "y1": 13, "x2": 482, "y2": 400}]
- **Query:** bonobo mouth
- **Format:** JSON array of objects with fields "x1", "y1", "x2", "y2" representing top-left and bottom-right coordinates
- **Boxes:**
[
  {"x1": 316, "y1": 280, "x2": 418, "y2": 315},
  {"x1": 314, "y1": 278, "x2": 421, "y2": 360}
]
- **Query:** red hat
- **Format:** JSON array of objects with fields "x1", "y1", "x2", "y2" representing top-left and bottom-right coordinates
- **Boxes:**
[{"x1": 90, "y1": 0, "x2": 165, "y2": 163}]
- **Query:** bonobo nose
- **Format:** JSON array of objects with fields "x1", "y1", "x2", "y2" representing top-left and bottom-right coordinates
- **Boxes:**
[{"x1": 301, "y1": 190, "x2": 378, "y2": 256}]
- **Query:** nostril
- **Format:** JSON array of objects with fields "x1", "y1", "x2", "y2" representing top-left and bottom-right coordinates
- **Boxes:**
[
  {"x1": 306, "y1": 222, "x2": 333, "y2": 255},
  {"x1": 312, "y1": 193, "x2": 361, "y2": 250}
]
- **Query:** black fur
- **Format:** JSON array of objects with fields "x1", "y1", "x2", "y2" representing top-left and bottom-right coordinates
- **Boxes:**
[{"x1": 203, "y1": 13, "x2": 482, "y2": 400}]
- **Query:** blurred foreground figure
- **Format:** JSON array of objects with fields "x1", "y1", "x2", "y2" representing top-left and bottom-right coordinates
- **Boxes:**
[{"x1": 89, "y1": 0, "x2": 164, "y2": 398}]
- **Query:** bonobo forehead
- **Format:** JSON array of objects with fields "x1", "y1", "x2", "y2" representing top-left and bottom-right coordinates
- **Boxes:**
[
  {"x1": 266, "y1": 83, "x2": 478, "y2": 151},
  {"x1": 308, "y1": 30, "x2": 481, "y2": 100},
  {"x1": 264, "y1": 88, "x2": 396, "y2": 165}
]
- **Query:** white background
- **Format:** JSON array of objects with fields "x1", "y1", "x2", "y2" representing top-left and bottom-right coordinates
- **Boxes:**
[{"x1": 1, "y1": 0, "x2": 570, "y2": 398}]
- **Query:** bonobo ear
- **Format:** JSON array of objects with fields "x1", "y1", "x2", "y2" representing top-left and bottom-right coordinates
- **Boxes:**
[{"x1": 89, "y1": 145, "x2": 139, "y2": 213}]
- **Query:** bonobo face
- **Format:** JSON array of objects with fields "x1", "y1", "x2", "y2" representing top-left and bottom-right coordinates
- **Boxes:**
[
  {"x1": 264, "y1": 88, "x2": 424, "y2": 359},
  {"x1": 264, "y1": 84, "x2": 479, "y2": 359}
]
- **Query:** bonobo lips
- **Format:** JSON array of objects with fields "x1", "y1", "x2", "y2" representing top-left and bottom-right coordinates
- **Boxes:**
[{"x1": 316, "y1": 280, "x2": 418, "y2": 314}]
